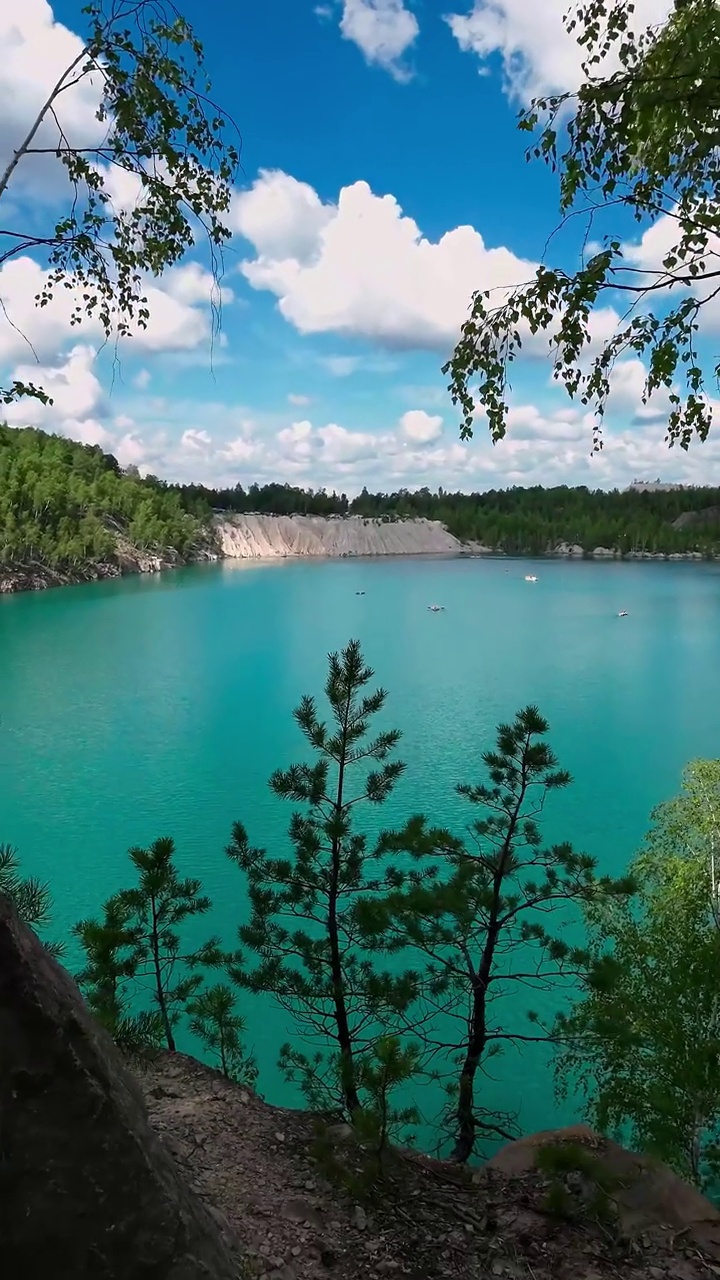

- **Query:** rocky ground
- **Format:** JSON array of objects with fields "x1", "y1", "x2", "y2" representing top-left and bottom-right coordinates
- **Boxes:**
[
  {"x1": 0, "y1": 539, "x2": 218, "y2": 594},
  {"x1": 139, "y1": 1053, "x2": 720, "y2": 1280}
]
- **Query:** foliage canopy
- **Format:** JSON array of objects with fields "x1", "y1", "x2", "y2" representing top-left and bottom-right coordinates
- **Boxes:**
[
  {"x1": 0, "y1": 425, "x2": 210, "y2": 570},
  {"x1": 557, "y1": 759, "x2": 720, "y2": 1189},
  {"x1": 444, "y1": 0, "x2": 720, "y2": 452},
  {"x1": 0, "y1": 0, "x2": 240, "y2": 405}
]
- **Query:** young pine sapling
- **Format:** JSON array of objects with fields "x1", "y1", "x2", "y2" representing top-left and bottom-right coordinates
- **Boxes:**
[
  {"x1": 227, "y1": 639, "x2": 422, "y2": 1117},
  {"x1": 374, "y1": 706, "x2": 634, "y2": 1162},
  {"x1": 74, "y1": 895, "x2": 164, "y2": 1056},
  {"x1": 75, "y1": 836, "x2": 222, "y2": 1053},
  {"x1": 187, "y1": 982, "x2": 258, "y2": 1086}
]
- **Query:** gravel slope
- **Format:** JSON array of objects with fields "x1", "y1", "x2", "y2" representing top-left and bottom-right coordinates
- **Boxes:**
[{"x1": 214, "y1": 514, "x2": 462, "y2": 559}]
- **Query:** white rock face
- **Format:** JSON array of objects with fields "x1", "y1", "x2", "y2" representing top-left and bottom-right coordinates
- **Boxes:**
[{"x1": 215, "y1": 514, "x2": 462, "y2": 559}]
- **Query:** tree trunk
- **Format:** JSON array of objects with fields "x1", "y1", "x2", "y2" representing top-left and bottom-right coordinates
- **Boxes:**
[
  {"x1": 328, "y1": 688, "x2": 360, "y2": 1116},
  {"x1": 150, "y1": 896, "x2": 175, "y2": 1052},
  {"x1": 453, "y1": 740, "x2": 531, "y2": 1162},
  {"x1": 452, "y1": 921, "x2": 498, "y2": 1163}
]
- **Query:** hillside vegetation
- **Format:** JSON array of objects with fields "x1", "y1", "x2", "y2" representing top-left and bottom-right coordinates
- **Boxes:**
[{"x1": 0, "y1": 426, "x2": 212, "y2": 584}]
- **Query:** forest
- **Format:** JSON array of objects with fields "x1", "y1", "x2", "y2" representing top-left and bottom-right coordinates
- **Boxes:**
[
  {"x1": 0, "y1": 426, "x2": 210, "y2": 570},
  {"x1": 2, "y1": 426, "x2": 720, "y2": 576}
]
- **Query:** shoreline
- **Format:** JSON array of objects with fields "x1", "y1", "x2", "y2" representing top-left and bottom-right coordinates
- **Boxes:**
[
  {"x1": 1, "y1": 546, "x2": 716, "y2": 600},
  {"x1": 1, "y1": 511, "x2": 717, "y2": 598}
]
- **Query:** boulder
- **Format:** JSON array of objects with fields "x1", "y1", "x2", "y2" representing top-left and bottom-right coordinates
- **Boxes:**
[
  {"x1": 487, "y1": 1125, "x2": 720, "y2": 1251},
  {"x1": 0, "y1": 894, "x2": 243, "y2": 1279}
]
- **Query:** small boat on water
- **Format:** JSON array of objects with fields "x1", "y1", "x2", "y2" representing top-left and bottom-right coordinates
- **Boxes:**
[
  {"x1": 428, "y1": 604, "x2": 445, "y2": 612},
  {"x1": 356, "y1": 590, "x2": 365, "y2": 595},
  {"x1": 618, "y1": 610, "x2": 629, "y2": 617},
  {"x1": 525, "y1": 574, "x2": 538, "y2": 582}
]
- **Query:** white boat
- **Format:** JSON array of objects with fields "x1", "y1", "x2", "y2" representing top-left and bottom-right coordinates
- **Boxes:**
[
  {"x1": 427, "y1": 604, "x2": 445, "y2": 612},
  {"x1": 525, "y1": 574, "x2": 538, "y2": 582},
  {"x1": 618, "y1": 610, "x2": 629, "y2": 617}
]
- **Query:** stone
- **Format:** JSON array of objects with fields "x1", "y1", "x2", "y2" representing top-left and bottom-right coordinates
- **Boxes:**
[
  {"x1": 487, "y1": 1125, "x2": 720, "y2": 1251},
  {"x1": 280, "y1": 1198, "x2": 325, "y2": 1231},
  {"x1": 0, "y1": 893, "x2": 242, "y2": 1279},
  {"x1": 353, "y1": 1205, "x2": 368, "y2": 1231}
]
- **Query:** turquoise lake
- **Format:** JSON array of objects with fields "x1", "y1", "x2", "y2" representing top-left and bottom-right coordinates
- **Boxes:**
[{"x1": 2, "y1": 554, "x2": 720, "y2": 1145}]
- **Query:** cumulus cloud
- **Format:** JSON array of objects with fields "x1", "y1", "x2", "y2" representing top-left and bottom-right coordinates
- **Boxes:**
[
  {"x1": 0, "y1": 255, "x2": 219, "y2": 373},
  {"x1": 399, "y1": 409, "x2": 443, "y2": 444},
  {"x1": 233, "y1": 169, "x2": 538, "y2": 352},
  {"x1": 230, "y1": 170, "x2": 334, "y2": 261},
  {"x1": 6, "y1": 345, "x2": 112, "y2": 446},
  {"x1": 11, "y1": 344, "x2": 104, "y2": 419},
  {"x1": 335, "y1": 0, "x2": 419, "y2": 81},
  {"x1": 288, "y1": 393, "x2": 311, "y2": 406},
  {"x1": 445, "y1": 0, "x2": 671, "y2": 102},
  {"x1": 620, "y1": 214, "x2": 720, "y2": 333},
  {"x1": 162, "y1": 262, "x2": 234, "y2": 308},
  {"x1": 13, "y1": 340, "x2": 714, "y2": 497}
]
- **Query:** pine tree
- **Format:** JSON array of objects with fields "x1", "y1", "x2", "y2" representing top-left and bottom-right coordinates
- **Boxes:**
[
  {"x1": 75, "y1": 835, "x2": 221, "y2": 1054},
  {"x1": 115, "y1": 836, "x2": 217, "y2": 1051},
  {"x1": 372, "y1": 707, "x2": 634, "y2": 1162},
  {"x1": 0, "y1": 842, "x2": 63, "y2": 957},
  {"x1": 226, "y1": 639, "x2": 421, "y2": 1117},
  {"x1": 187, "y1": 983, "x2": 258, "y2": 1085},
  {"x1": 74, "y1": 897, "x2": 164, "y2": 1057}
]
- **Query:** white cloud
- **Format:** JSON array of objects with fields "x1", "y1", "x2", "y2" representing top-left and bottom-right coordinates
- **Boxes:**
[
  {"x1": 336, "y1": 0, "x2": 419, "y2": 81},
  {"x1": 10, "y1": 344, "x2": 104, "y2": 420},
  {"x1": 288, "y1": 393, "x2": 311, "y2": 406},
  {"x1": 399, "y1": 409, "x2": 443, "y2": 444},
  {"x1": 133, "y1": 369, "x2": 152, "y2": 391},
  {"x1": 0, "y1": 255, "x2": 214, "y2": 369},
  {"x1": 6, "y1": 345, "x2": 113, "y2": 447},
  {"x1": 620, "y1": 214, "x2": 720, "y2": 331},
  {"x1": 233, "y1": 170, "x2": 537, "y2": 352},
  {"x1": 12, "y1": 345, "x2": 719, "y2": 495},
  {"x1": 445, "y1": 0, "x2": 671, "y2": 102},
  {"x1": 230, "y1": 170, "x2": 334, "y2": 262},
  {"x1": 180, "y1": 428, "x2": 213, "y2": 451},
  {"x1": 162, "y1": 262, "x2": 234, "y2": 308},
  {"x1": 0, "y1": 0, "x2": 102, "y2": 199}
]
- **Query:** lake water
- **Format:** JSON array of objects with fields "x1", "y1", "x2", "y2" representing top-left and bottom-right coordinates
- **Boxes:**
[{"x1": 2, "y1": 555, "x2": 720, "y2": 1145}]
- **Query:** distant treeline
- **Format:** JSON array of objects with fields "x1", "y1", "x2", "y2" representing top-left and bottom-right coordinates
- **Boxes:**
[{"x1": 168, "y1": 479, "x2": 720, "y2": 556}]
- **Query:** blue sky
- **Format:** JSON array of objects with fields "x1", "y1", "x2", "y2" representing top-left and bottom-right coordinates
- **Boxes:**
[{"x1": 3, "y1": 0, "x2": 716, "y2": 493}]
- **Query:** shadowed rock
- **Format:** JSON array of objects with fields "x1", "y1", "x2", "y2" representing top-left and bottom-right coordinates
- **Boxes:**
[
  {"x1": 487, "y1": 1125, "x2": 720, "y2": 1251},
  {"x1": 0, "y1": 894, "x2": 243, "y2": 1279}
]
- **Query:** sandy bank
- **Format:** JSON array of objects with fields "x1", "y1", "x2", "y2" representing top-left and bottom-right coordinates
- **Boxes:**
[{"x1": 215, "y1": 513, "x2": 463, "y2": 558}]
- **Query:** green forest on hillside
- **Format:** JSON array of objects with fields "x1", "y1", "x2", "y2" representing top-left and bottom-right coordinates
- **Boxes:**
[
  {"x1": 2, "y1": 426, "x2": 720, "y2": 574},
  {"x1": 0, "y1": 427, "x2": 210, "y2": 571}
]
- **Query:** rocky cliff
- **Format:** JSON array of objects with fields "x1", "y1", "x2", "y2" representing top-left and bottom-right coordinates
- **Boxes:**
[
  {"x1": 0, "y1": 893, "x2": 242, "y2": 1279},
  {"x1": 215, "y1": 513, "x2": 462, "y2": 559}
]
